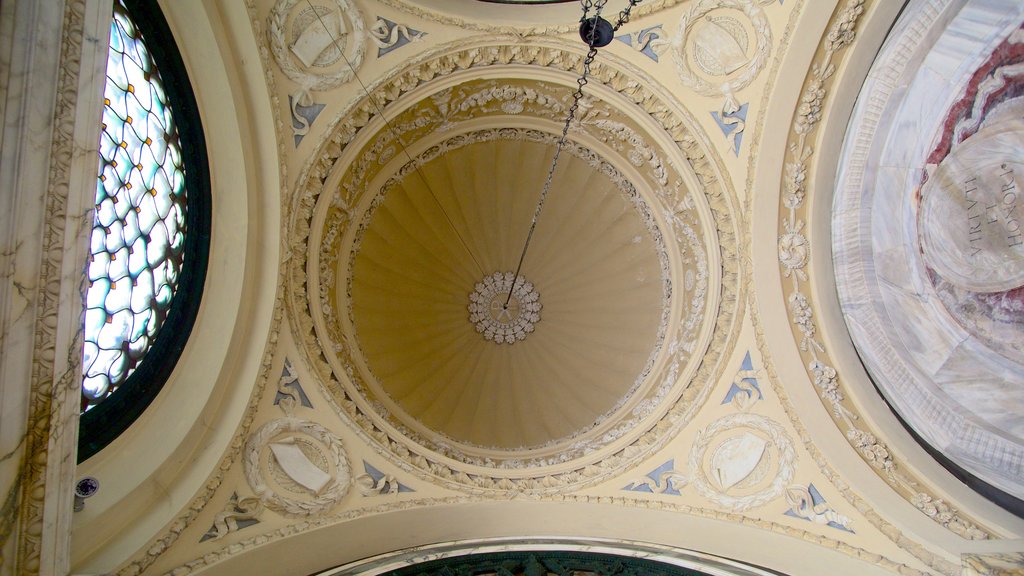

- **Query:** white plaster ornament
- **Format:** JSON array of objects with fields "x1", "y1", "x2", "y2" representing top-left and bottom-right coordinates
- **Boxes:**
[
  {"x1": 468, "y1": 272, "x2": 542, "y2": 344},
  {"x1": 671, "y1": 0, "x2": 772, "y2": 115},
  {"x1": 268, "y1": 0, "x2": 367, "y2": 91},
  {"x1": 244, "y1": 418, "x2": 351, "y2": 517},
  {"x1": 689, "y1": 413, "x2": 796, "y2": 511}
]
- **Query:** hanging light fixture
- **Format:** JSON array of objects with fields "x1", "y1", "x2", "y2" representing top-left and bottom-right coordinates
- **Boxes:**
[
  {"x1": 502, "y1": 0, "x2": 646, "y2": 309},
  {"x1": 307, "y1": 0, "x2": 647, "y2": 310}
]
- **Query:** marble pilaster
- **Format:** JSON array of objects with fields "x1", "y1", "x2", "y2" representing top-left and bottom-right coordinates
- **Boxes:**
[{"x1": 0, "y1": 0, "x2": 109, "y2": 574}]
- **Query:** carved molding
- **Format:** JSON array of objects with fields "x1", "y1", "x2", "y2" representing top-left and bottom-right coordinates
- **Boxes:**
[
  {"x1": 333, "y1": 126, "x2": 678, "y2": 463},
  {"x1": 771, "y1": 0, "x2": 993, "y2": 544},
  {"x1": 153, "y1": 494, "x2": 932, "y2": 576},
  {"x1": 13, "y1": 0, "x2": 97, "y2": 574},
  {"x1": 111, "y1": 3, "x2": 294, "y2": 575},
  {"x1": 201, "y1": 494, "x2": 263, "y2": 542},
  {"x1": 284, "y1": 38, "x2": 745, "y2": 492},
  {"x1": 119, "y1": 20, "x2": 731, "y2": 576},
  {"x1": 375, "y1": 0, "x2": 773, "y2": 37},
  {"x1": 736, "y1": 0, "x2": 985, "y2": 572}
]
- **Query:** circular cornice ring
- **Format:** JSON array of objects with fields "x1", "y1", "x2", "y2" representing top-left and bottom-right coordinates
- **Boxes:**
[
  {"x1": 374, "y1": 0, "x2": 684, "y2": 35},
  {"x1": 338, "y1": 125, "x2": 676, "y2": 458},
  {"x1": 286, "y1": 38, "x2": 742, "y2": 492}
]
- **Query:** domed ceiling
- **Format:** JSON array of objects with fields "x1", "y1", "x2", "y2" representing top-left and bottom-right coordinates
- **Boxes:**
[
  {"x1": 349, "y1": 132, "x2": 668, "y2": 449},
  {"x1": 62, "y1": 1, "x2": 1024, "y2": 575},
  {"x1": 833, "y1": 0, "x2": 1024, "y2": 500},
  {"x1": 293, "y1": 71, "x2": 731, "y2": 478}
]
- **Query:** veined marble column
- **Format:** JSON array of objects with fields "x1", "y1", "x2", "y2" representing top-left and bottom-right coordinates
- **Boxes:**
[{"x1": 0, "y1": 1, "x2": 109, "y2": 574}]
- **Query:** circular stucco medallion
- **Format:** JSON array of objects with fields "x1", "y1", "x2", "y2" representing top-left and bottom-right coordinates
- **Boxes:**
[
  {"x1": 688, "y1": 413, "x2": 795, "y2": 512},
  {"x1": 468, "y1": 272, "x2": 542, "y2": 344},
  {"x1": 244, "y1": 418, "x2": 350, "y2": 517},
  {"x1": 672, "y1": 0, "x2": 771, "y2": 98},
  {"x1": 268, "y1": 0, "x2": 367, "y2": 91}
]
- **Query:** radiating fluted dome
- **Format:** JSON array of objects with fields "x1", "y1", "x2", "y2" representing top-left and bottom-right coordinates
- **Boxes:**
[
  {"x1": 349, "y1": 132, "x2": 668, "y2": 449},
  {"x1": 303, "y1": 76, "x2": 719, "y2": 475}
]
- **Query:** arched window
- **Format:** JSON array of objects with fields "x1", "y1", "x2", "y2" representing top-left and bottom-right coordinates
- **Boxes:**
[{"x1": 79, "y1": 0, "x2": 210, "y2": 461}]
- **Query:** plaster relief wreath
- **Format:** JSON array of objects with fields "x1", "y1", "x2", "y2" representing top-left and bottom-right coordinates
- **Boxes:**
[
  {"x1": 244, "y1": 418, "x2": 351, "y2": 517},
  {"x1": 269, "y1": 0, "x2": 367, "y2": 91},
  {"x1": 671, "y1": 0, "x2": 773, "y2": 114},
  {"x1": 688, "y1": 412, "x2": 796, "y2": 511}
]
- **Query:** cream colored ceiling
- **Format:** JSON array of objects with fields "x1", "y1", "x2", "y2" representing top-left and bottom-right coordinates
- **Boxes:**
[
  {"x1": 305, "y1": 72, "x2": 723, "y2": 471},
  {"x1": 350, "y1": 134, "x2": 667, "y2": 449},
  {"x1": 67, "y1": 1, "x2": 1024, "y2": 575}
]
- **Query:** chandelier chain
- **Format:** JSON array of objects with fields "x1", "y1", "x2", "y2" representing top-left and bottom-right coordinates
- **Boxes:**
[
  {"x1": 503, "y1": 1, "x2": 609, "y2": 308},
  {"x1": 611, "y1": 0, "x2": 644, "y2": 31}
]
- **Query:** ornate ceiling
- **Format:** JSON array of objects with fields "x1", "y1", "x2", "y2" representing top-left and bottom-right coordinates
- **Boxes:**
[
  {"x1": 297, "y1": 70, "x2": 728, "y2": 475},
  {"x1": 63, "y1": 0, "x2": 1024, "y2": 575}
]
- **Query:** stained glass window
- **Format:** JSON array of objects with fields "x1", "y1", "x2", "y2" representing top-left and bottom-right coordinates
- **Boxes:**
[
  {"x1": 79, "y1": 0, "x2": 209, "y2": 460},
  {"x1": 83, "y1": 0, "x2": 184, "y2": 410}
]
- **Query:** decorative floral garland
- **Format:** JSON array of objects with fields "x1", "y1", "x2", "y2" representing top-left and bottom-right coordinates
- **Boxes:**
[{"x1": 775, "y1": 0, "x2": 990, "y2": 541}]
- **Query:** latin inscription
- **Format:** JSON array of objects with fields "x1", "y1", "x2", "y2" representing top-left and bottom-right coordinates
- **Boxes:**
[
  {"x1": 920, "y1": 129, "x2": 1024, "y2": 292},
  {"x1": 964, "y1": 164, "x2": 1023, "y2": 262}
]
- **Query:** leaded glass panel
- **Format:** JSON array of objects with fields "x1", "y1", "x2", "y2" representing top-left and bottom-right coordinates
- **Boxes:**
[{"x1": 82, "y1": 0, "x2": 187, "y2": 411}]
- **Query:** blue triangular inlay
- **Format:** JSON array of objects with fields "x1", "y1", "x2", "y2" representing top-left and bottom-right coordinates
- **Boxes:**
[
  {"x1": 364, "y1": 461, "x2": 414, "y2": 493},
  {"x1": 711, "y1": 103, "x2": 749, "y2": 156}
]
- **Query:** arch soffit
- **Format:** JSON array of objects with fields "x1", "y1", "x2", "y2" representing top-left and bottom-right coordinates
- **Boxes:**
[
  {"x1": 71, "y1": 0, "x2": 283, "y2": 567},
  {"x1": 749, "y1": 0, "x2": 1024, "y2": 547}
]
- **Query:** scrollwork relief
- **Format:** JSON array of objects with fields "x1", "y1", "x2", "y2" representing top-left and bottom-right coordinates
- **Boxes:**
[
  {"x1": 275, "y1": 358, "x2": 313, "y2": 415},
  {"x1": 354, "y1": 473, "x2": 400, "y2": 496},
  {"x1": 784, "y1": 484, "x2": 853, "y2": 532},
  {"x1": 616, "y1": 25, "x2": 670, "y2": 62},
  {"x1": 369, "y1": 17, "x2": 425, "y2": 56},
  {"x1": 200, "y1": 493, "x2": 263, "y2": 542}
]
